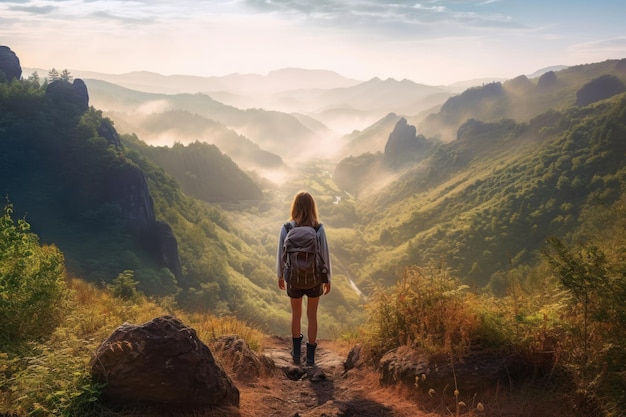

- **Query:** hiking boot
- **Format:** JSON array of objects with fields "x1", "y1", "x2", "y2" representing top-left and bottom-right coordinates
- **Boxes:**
[
  {"x1": 291, "y1": 335, "x2": 303, "y2": 364},
  {"x1": 306, "y1": 342, "x2": 317, "y2": 366}
]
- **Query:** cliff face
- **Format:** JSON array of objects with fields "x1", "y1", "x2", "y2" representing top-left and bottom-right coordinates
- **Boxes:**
[
  {"x1": 1, "y1": 47, "x2": 182, "y2": 282},
  {"x1": 105, "y1": 164, "x2": 183, "y2": 279}
]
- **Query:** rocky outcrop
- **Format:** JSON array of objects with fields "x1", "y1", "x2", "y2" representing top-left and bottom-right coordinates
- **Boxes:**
[
  {"x1": 90, "y1": 316, "x2": 240, "y2": 410},
  {"x1": 383, "y1": 118, "x2": 432, "y2": 168},
  {"x1": 0, "y1": 46, "x2": 21, "y2": 81},
  {"x1": 46, "y1": 79, "x2": 89, "y2": 112}
]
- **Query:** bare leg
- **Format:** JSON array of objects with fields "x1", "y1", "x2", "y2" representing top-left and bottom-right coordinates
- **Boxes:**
[
  {"x1": 290, "y1": 297, "x2": 303, "y2": 338},
  {"x1": 306, "y1": 296, "x2": 320, "y2": 343}
]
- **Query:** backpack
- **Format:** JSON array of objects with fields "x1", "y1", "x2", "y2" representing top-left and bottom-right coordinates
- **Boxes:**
[{"x1": 282, "y1": 222, "x2": 328, "y2": 289}]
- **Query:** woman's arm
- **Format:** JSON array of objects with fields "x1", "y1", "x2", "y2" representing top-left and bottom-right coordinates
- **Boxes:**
[
  {"x1": 276, "y1": 223, "x2": 288, "y2": 279},
  {"x1": 317, "y1": 225, "x2": 332, "y2": 283}
]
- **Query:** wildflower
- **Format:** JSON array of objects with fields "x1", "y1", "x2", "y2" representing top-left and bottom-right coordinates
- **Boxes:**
[
  {"x1": 476, "y1": 402, "x2": 484, "y2": 412},
  {"x1": 454, "y1": 389, "x2": 460, "y2": 396},
  {"x1": 428, "y1": 388, "x2": 436, "y2": 397},
  {"x1": 458, "y1": 401, "x2": 466, "y2": 407}
]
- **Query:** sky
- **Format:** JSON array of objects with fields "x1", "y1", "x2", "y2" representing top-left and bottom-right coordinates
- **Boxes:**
[{"x1": 2, "y1": 0, "x2": 626, "y2": 85}]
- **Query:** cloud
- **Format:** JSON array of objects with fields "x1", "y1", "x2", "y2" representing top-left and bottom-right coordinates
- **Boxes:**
[
  {"x1": 8, "y1": 4, "x2": 56, "y2": 13},
  {"x1": 241, "y1": 0, "x2": 518, "y2": 34},
  {"x1": 89, "y1": 9, "x2": 156, "y2": 24},
  {"x1": 570, "y1": 36, "x2": 626, "y2": 56}
]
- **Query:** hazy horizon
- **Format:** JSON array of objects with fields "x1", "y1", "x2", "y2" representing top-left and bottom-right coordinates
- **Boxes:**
[{"x1": 2, "y1": 1, "x2": 626, "y2": 86}]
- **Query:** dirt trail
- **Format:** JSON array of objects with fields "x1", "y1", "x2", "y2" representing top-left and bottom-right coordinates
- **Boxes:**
[{"x1": 236, "y1": 336, "x2": 429, "y2": 417}]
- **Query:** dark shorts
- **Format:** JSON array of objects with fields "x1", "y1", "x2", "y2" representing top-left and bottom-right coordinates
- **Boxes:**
[{"x1": 287, "y1": 282, "x2": 324, "y2": 299}]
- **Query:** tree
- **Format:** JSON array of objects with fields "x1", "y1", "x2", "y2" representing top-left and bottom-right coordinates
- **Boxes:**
[
  {"x1": 47, "y1": 68, "x2": 60, "y2": 81},
  {"x1": 27, "y1": 71, "x2": 41, "y2": 88},
  {"x1": 109, "y1": 270, "x2": 142, "y2": 302},
  {"x1": 60, "y1": 69, "x2": 73, "y2": 82}
]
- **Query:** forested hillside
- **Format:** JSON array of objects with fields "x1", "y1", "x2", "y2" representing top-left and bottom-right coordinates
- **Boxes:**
[
  {"x1": 333, "y1": 59, "x2": 626, "y2": 292},
  {"x1": 0, "y1": 70, "x2": 362, "y2": 338},
  {"x1": 123, "y1": 137, "x2": 263, "y2": 203}
]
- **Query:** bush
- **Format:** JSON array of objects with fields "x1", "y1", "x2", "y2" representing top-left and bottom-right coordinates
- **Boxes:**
[
  {"x1": 362, "y1": 262, "x2": 479, "y2": 359},
  {"x1": 0, "y1": 204, "x2": 68, "y2": 345}
]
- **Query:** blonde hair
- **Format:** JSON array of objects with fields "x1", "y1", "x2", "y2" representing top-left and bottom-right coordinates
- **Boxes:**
[{"x1": 290, "y1": 191, "x2": 319, "y2": 227}]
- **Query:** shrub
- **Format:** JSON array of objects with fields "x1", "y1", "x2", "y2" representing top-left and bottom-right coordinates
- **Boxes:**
[
  {"x1": 362, "y1": 262, "x2": 480, "y2": 359},
  {"x1": 0, "y1": 204, "x2": 68, "y2": 345}
]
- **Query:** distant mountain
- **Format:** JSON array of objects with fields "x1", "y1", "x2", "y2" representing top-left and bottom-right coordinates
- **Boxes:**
[
  {"x1": 313, "y1": 77, "x2": 450, "y2": 115},
  {"x1": 262, "y1": 77, "x2": 453, "y2": 135},
  {"x1": 445, "y1": 77, "x2": 508, "y2": 93},
  {"x1": 527, "y1": 65, "x2": 569, "y2": 78},
  {"x1": 23, "y1": 67, "x2": 360, "y2": 96},
  {"x1": 25, "y1": 66, "x2": 454, "y2": 139},
  {"x1": 419, "y1": 58, "x2": 626, "y2": 141},
  {"x1": 83, "y1": 78, "x2": 324, "y2": 165}
]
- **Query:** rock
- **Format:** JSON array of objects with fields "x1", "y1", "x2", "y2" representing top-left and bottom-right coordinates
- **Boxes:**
[
  {"x1": 0, "y1": 46, "x2": 22, "y2": 81},
  {"x1": 72, "y1": 78, "x2": 89, "y2": 110},
  {"x1": 344, "y1": 344, "x2": 364, "y2": 372},
  {"x1": 383, "y1": 118, "x2": 432, "y2": 168},
  {"x1": 45, "y1": 79, "x2": 89, "y2": 112},
  {"x1": 379, "y1": 345, "x2": 430, "y2": 388},
  {"x1": 379, "y1": 346, "x2": 527, "y2": 394},
  {"x1": 284, "y1": 365, "x2": 307, "y2": 381},
  {"x1": 90, "y1": 315, "x2": 239, "y2": 409},
  {"x1": 211, "y1": 335, "x2": 272, "y2": 382}
]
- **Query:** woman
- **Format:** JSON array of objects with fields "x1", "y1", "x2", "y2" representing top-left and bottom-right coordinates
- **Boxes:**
[{"x1": 276, "y1": 191, "x2": 331, "y2": 366}]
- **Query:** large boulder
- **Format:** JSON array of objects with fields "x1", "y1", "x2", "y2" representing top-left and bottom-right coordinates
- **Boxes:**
[
  {"x1": 90, "y1": 316, "x2": 240, "y2": 409},
  {"x1": 46, "y1": 79, "x2": 90, "y2": 113},
  {"x1": 0, "y1": 46, "x2": 21, "y2": 81}
]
